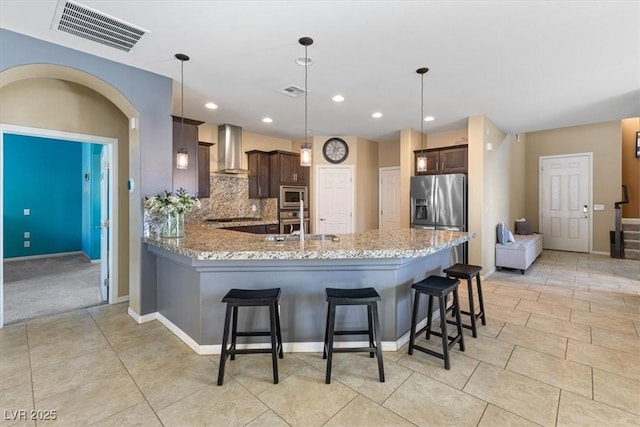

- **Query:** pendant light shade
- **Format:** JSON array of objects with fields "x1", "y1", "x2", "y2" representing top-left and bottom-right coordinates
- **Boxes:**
[
  {"x1": 175, "y1": 53, "x2": 190, "y2": 170},
  {"x1": 299, "y1": 36, "x2": 313, "y2": 167},
  {"x1": 415, "y1": 67, "x2": 429, "y2": 173}
]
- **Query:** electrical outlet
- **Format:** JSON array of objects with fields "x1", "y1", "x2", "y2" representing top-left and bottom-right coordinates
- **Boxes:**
[
  {"x1": 252, "y1": 204, "x2": 257, "y2": 212},
  {"x1": 24, "y1": 231, "x2": 30, "y2": 238},
  {"x1": 24, "y1": 241, "x2": 30, "y2": 248},
  {"x1": 24, "y1": 208, "x2": 30, "y2": 215}
]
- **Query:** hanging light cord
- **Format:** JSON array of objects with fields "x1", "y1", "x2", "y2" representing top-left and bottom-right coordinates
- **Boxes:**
[
  {"x1": 304, "y1": 43, "x2": 308, "y2": 144},
  {"x1": 420, "y1": 71, "x2": 424, "y2": 152},
  {"x1": 181, "y1": 57, "x2": 185, "y2": 150}
]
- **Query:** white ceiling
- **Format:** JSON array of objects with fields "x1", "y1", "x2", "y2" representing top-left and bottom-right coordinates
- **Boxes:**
[{"x1": 1, "y1": 0, "x2": 639, "y2": 142}]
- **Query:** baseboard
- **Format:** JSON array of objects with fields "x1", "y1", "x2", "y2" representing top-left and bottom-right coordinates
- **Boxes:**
[
  {"x1": 127, "y1": 307, "x2": 157, "y2": 324},
  {"x1": 150, "y1": 310, "x2": 434, "y2": 355},
  {"x1": 590, "y1": 251, "x2": 609, "y2": 256},
  {"x1": 116, "y1": 295, "x2": 129, "y2": 304},
  {"x1": 3, "y1": 251, "x2": 84, "y2": 262},
  {"x1": 622, "y1": 218, "x2": 640, "y2": 224}
]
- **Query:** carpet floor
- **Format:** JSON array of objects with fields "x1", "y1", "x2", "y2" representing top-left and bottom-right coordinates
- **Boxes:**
[{"x1": 3, "y1": 253, "x2": 104, "y2": 324}]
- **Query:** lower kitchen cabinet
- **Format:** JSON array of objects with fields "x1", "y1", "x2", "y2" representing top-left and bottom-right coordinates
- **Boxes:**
[{"x1": 225, "y1": 224, "x2": 279, "y2": 234}]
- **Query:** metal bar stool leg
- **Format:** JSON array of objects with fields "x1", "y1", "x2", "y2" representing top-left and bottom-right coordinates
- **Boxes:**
[
  {"x1": 367, "y1": 305, "x2": 375, "y2": 358},
  {"x1": 372, "y1": 303, "x2": 385, "y2": 382},
  {"x1": 466, "y1": 278, "x2": 478, "y2": 337},
  {"x1": 476, "y1": 274, "x2": 487, "y2": 325},
  {"x1": 230, "y1": 305, "x2": 239, "y2": 360},
  {"x1": 275, "y1": 302, "x2": 284, "y2": 358},
  {"x1": 408, "y1": 290, "x2": 420, "y2": 355},
  {"x1": 438, "y1": 294, "x2": 450, "y2": 370},
  {"x1": 217, "y1": 304, "x2": 233, "y2": 386},
  {"x1": 426, "y1": 295, "x2": 434, "y2": 340},
  {"x1": 325, "y1": 302, "x2": 337, "y2": 384},
  {"x1": 269, "y1": 303, "x2": 279, "y2": 384}
]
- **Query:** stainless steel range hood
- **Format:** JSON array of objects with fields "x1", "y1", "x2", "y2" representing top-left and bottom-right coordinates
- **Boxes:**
[{"x1": 217, "y1": 124, "x2": 247, "y2": 174}]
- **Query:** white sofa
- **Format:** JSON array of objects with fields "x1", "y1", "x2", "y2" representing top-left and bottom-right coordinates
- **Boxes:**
[{"x1": 495, "y1": 234, "x2": 543, "y2": 274}]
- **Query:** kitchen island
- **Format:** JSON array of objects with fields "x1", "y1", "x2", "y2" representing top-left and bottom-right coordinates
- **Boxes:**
[{"x1": 145, "y1": 225, "x2": 472, "y2": 354}]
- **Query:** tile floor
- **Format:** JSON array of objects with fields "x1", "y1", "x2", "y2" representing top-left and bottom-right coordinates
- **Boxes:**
[{"x1": 1, "y1": 250, "x2": 638, "y2": 426}]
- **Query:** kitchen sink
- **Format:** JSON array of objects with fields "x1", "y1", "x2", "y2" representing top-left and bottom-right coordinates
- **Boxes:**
[{"x1": 265, "y1": 234, "x2": 340, "y2": 242}]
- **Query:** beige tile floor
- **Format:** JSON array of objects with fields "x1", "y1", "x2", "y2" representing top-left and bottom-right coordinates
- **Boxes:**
[{"x1": 1, "y1": 250, "x2": 638, "y2": 426}]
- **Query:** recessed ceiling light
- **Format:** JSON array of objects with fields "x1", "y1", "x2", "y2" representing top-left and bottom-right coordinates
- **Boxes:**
[
  {"x1": 295, "y1": 57, "x2": 313, "y2": 66},
  {"x1": 424, "y1": 115, "x2": 435, "y2": 122},
  {"x1": 205, "y1": 102, "x2": 218, "y2": 109},
  {"x1": 332, "y1": 94, "x2": 345, "y2": 102},
  {"x1": 372, "y1": 112, "x2": 383, "y2": 119},
  {"x1": 262, "y1": 117, "x2": 273, "y2": 123}
]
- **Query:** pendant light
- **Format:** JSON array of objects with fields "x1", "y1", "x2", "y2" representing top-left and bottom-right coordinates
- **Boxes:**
[
  {"x1": 415, "y1": 67, "x2": 429, "y2": 173},
  {"x1": 299, "y1": 37, "x2": 313, "y2": 167},
  {"x1": 175, "y1": 53, "x2": 190, "y2": 170}
]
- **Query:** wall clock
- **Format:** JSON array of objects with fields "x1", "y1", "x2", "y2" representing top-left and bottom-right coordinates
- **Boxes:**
[{"x1": 322, "y1": 137, "x2": 349, "y2": 164}]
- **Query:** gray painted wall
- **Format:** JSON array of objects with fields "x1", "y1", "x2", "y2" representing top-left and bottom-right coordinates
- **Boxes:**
[{"x1": 0, "y1": 29, "x2": 172, "y2": 314}]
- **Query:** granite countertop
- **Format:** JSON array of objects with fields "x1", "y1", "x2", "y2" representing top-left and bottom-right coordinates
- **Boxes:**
[{"x1": 145, "y1": 224, "x2": 472, "y2": 261}]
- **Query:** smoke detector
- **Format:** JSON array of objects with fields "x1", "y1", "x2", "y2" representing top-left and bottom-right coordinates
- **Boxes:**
[{"x1": 51, "y1": 0, "x2": 148, "y2": 52}]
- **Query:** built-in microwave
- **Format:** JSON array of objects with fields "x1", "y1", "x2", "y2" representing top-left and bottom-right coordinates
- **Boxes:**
[{"x1": 280, "y1": 186, "x2": 308, "y2": 209}]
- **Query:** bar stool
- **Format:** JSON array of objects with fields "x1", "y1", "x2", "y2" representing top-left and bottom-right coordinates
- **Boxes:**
[
  {"x1": 217, "y1": 288, "x2": 283, "y2": 386},
  {"x1": 443, "y1": 264, "x2": 486, "y2": 338},
  {"x1": 408, "y1": 275, "x2": 464, "y2": 370},
  {"x1": 323, "y1": 287, "x2": 385, "y2": 384}
]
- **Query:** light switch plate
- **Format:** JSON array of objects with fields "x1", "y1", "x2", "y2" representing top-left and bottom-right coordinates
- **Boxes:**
[
  {"x1": 24, "y1": 232, "x2": 30, "y2": 238},
  {"x1": 24, "y1": 208, "x2": 30, "y2": 215},
  {"x1": 24, "y1": 241, "x2": 30, "y2": 248},
  {"x1": 594, "y1": 204, "x2": 605, "y2": 211}
]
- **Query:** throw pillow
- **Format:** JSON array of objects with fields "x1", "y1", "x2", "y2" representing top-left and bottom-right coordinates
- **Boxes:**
[
  {"x1": 496, "y1": 222, "x2": 509, "y2": 244},
  {"x1": 515, "y1": 218, "x2": 532, "y2": 235},
  {"x1": 508, "y1": 230, "x2": 516, "y2": 243}
]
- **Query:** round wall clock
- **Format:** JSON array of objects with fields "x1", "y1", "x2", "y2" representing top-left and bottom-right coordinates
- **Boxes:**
[{"x1": 322, "y1": 137, "x2": 349, "y2": 164}]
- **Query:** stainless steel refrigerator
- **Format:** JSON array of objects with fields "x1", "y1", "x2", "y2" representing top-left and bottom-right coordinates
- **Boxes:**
[{"x1": 410, "y1": 174, "x2": 467, "y2": 264}]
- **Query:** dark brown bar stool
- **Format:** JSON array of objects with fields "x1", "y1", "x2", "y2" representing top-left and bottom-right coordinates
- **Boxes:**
[
  {"x1": 443, "y1": 264, "x2": 486, "y2": 338},
  {"x1": 323, "y1": 287, "x2": 385, "y2": 384},
  {"x1": 408, "y1": 275, "x2": 464, "y2": 370},
  {"x1": 217, "y1": 288, "x2": 283, "y2": 386}
]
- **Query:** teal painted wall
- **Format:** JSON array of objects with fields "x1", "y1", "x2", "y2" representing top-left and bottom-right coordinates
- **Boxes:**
[{"x1": 3, "y1": 134, "x2": 83, "y2": 257}]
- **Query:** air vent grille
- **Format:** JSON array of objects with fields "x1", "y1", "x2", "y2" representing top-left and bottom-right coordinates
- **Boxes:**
[
  {"x1": 53, "y1": 1, "x2": 147, "y2": 52},
  {"x1": 278, "y1": 85, "x2": 307, "y2": 98}
]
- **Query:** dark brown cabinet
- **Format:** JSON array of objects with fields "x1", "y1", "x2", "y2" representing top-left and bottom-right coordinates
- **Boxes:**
[
  {"x1": 172, "y1": 115, "x2": 204, "y2": 195},
  {"x1": 224, "y1": 224, "x2": 279, "y2": 234},
  {"x1": 415, "y1": 145, "x2": 468, "y2": 175},
  {"x1": 269, "y1": 151, "x2": 309, "y2": 197},
  {"x1": 246, "y1": 150, "x2": 271, "y2": 198},
  {"x1": 198, "y1": 142, "x2": 214, "y2": 198}
]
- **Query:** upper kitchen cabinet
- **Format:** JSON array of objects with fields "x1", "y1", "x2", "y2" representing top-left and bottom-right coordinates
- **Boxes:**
[
  {"x1": 172, "y1": 115, "x2": 204, "y2": 195},
  {"x1": 246, "y1": 150, "x2": 271, "y2": 198},
  {"x1": 269, "y1": 151, "x2": 309, "y2": 191},
  {"x1": 198, "y1": 142, "x2": 214, "y2": 198},
  {"x1": 414, "y1": 145, "x2": 468, "y2": 175}
]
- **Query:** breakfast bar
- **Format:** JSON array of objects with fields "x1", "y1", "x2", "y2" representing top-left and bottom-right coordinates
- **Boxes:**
[{"x1": 145, "y1": 225, "x2": 471, "y2": 354}]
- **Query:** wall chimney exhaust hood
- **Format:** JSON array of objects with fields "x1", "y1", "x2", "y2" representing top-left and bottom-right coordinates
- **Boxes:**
[{"x1": 217, "y1": 124, "x2": 247, "y2": 174}]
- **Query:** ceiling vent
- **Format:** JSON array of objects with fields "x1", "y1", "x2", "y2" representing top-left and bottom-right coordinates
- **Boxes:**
[
  {"x1": 51, "y1": 0, "x2": 148, "y2": 52},
  {"x1": 277, "y1": 85, "x2": 308, "y2": 98}
]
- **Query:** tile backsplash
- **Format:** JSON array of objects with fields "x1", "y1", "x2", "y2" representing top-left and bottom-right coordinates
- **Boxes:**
[{"x1": 186, "y1": 174, "x2": 277, "y2": 223}]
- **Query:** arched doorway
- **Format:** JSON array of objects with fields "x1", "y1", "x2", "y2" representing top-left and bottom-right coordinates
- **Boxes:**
[{"x1": 0, "y1": 64, "x2": 141, "y2": 327}]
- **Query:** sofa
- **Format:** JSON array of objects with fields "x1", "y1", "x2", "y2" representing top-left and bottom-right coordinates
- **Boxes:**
[{"x1": 496, "y1": 233, "x2": 543, "y2": 274}]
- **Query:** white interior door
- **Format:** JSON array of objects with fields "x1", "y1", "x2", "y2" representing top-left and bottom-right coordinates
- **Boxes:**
[
  {"x1": 540, "y1": 154, "x2": 590, "y2": 252},
  {"x1": 379, "y1": 167, "x2": 401, "y2": 229},
  {"x1": 316, "y1": 166, "x2": 354, "y2": 234},
  {"x1": 100, "y1": 147, "x2": 111, "y2": 302}
]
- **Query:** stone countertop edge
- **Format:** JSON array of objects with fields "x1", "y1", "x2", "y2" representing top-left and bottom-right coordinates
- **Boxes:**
[{"x1": 144, "y1": 225, "x2": 474, "y2": 261}]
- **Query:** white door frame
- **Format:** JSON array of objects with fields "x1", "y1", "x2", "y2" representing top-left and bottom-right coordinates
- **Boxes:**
[
  {"x1": 0, "y1": 124, "x2": 118, "y2": 327},
  {"x1": 379, "y1": 167, "x2": 401, "y2": 229},
  {"x1": 539, "y1": 152, "x2": 593, "y2": 253},
  {"x1": 314, "y1": 165, "x2": 355, "y2": 233}
]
